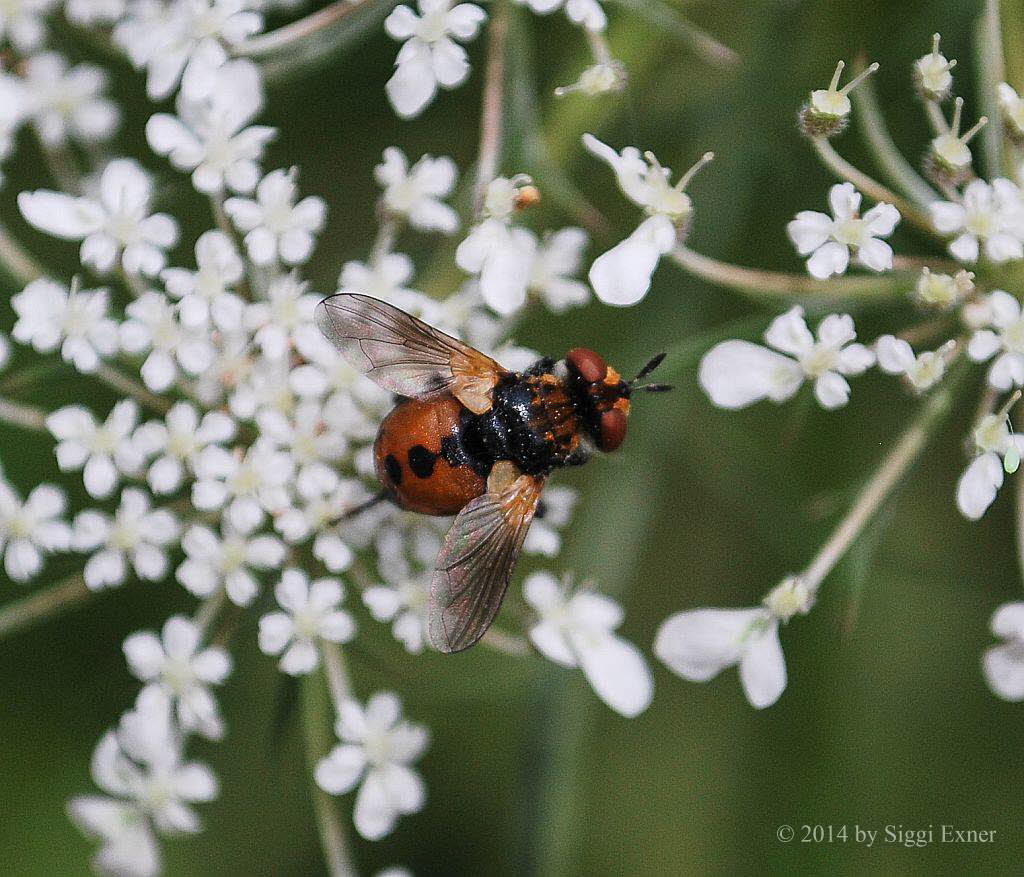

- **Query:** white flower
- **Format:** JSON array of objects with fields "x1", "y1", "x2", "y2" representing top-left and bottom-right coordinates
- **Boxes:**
[
  {"x1": 47, "y1": 400, "x2": 143, "y2": 498},
  {"x1": 526, "y1": 228, "x2": 590, "y2": 312},
  {"x1": 245, "y1": 272, "x2": 321, "y2": 358},
  {"x1": 525, "y1": 573, "x2": 653, "y2": 717},
  {"x1": 700, "y1": 306, "x2": 875, "y2": 410},
  {"x1": 930, "y1": 178, "x2": 1024, "y2": 263},
  {"x1": 162, "y1": 230, "x2": 246, "y2": 330},
  {"x1": 0, "y1": 479, "x2": 70, "y2": 581},
  {"x1": 123, "y1": 616, "x2": 231, "y2": 738},
  {"x1": 73, "y1": 488, "x2": 180, "y2": 589},
  {"x1": 983, "y1": 603, "x2": 1024, "y2": 701},
  {"x1": 315, "y1": 692, "x2": 429, "y2": 840},
  {"x1": 11, "y1": 279, "x2": 117, "y2": 372},
  {"x1": 456, "y1": 223, "x2": 534, "y2": 314},
  {"x1": 384, "y1": 0, "x2": 486, "y2": 119},
  {"x1": 258, "y1": 569, "x2": 356, "y2": 675},
  {"x1": 224, "y1": 168, "x2": 326, "y2": 265},
  {"x1": 998, "y1": 82, "x2": 1024, "y2": 140},
  {"x1": 133, "y1": 402, "x2": 236, "y2": 495},
  {"x1": 875, "y1": 335, "x2": 953, "y2": 393},
  {"x1": 375, "y1": 147, "x2": 458, "y2": 232},
  {"x1": 273, "y1": 476, "x2": 364, "y2": 560},
  {"x1": 65, "y1": 0, "x2": 126, "y2": 25},
  {"x1": 0, "y1": 74, "x2": 28, "y2": 169},
  {"x1": 966, "y1": 290, "x2": 1024, "y2": 390},
  {"x1": 120, "y1": 291, "x2": 215, "y2": 391},
  {"x1": 583, "y1": 134, "x2": 713, "y2": 305},
  {"x1": 523, "y1": 486, "x2": 577, "y2": 556},
  {"x1": 176, "y1": 522, "x2": 286, "y2": 606},
  {"x1": 256, "y1": 400, "x2": 347, "y2": 495},
  {"x1": 146, "y1": 59, "x2": 275, "y2": 194},
  {"x1": 654, "y1": 577, "x2": 812, "y2": 709},
  {"x1": 786, "y1": 183, "x2": 900, "y2": 279},
  {"x1": 364, "y1": 574, "x2": 430, "y2": 654},
  {"x1": 339, "y1": 253, "x2": 421, "y2": 305},
  {"x1": 0, "y1": 0, "x2": 56, "y2": 51},
  {"x1": 69, "y1": 688, "x2": 217, "y2": 877},
  {"x1": 456, "y1": 177, "x2": 536, "y2": 314},
  {"x1": 192, "y1": 440, "x2": 294, "y2": 534},
  {"x1": 18, "y1": 159, "x2": 178, "y2": 275},
  {"x1": 21, "y1": 52, "x2": 118, "y2": 146},
  {"x1": 514, "y1": 0, "x2": 605, "y2": 31},
  {"x1": 956, "y1": 409, "x2": 1024, "y2": 520},
  {"x1": 115, "y1": 0, "x2": 263, "y2": 100}
]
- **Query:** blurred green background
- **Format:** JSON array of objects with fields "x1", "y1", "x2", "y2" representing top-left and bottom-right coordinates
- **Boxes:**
[{"x1": 3, "y1": 0, "x2": 1024, "y2": 874}]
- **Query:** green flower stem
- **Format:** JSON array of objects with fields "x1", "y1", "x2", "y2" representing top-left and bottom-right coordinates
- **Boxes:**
[
  {"x1": 0, "y1": 362, "x2": 64, "y2": 396},
  {"x1": 192, "y1": 586, "x2": 228, "y2": 638},
  {"x1": 0, "y1": 573, "x2": 93, "y2": 641},
  {"x1": 236, "y1": 0, "x2": 379, "y2": 57},
  {"x1": 800, "y1": 358, "x2": 967, "y2": 593},
  {"x1": 976, "y1": 0, "x2": 1008, "y2": 178},
  {"x1": 209, "y1": 193, "x2": 257, "y2": 300},
  {"x1": 474, "y1": 0, "x2": 510, "y2": 214},
  {"x1": 302, "y1": 670, "x2": 358, "y2": 877},
  {"x1": 0, "y1": 221, "x2": 44, "y2": 287},
  {"x1": 95, "y1": 363, "x2": 172, "y2": 414},
  {"x1": 670, "y1": 245, "x2": 915, "y2": 305},
  {"x1": 321, "y1": 640, "x2": 351, "y2": 711},
  {"x1": 851, "y1": 68, "x2": 940, "y2": 207},
  {"x1": 607, "y1": 0, "x2": 739, "y2": 69},
  {"x1": 811, "y1": 137, "x2": 933, "y2": 232},
  {"x1": 0, "y1": 396, "x2": 48, "y2": 431},
  {"x1": 480, "y1": 627, "x2": 530, "y2": 656}
]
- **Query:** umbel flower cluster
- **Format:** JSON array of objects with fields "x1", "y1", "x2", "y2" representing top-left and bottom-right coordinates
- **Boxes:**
[
  {"x1": 2, "y1": 0, "x2": 1023, "y2": 872},
  {"x1": 0, "y1": 0, "x2": 736, "y2": 872}
]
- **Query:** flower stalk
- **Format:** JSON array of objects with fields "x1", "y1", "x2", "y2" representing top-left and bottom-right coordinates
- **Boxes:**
[
  {"x1": 0, "y1": 573, "x2": 93, "y2": 641},
  {"x1": 474, "y1": 0, "x2": 510, "y2": 214},
  {"x1": 800, "y1": 358, "x2": 966, "y2": 593}
]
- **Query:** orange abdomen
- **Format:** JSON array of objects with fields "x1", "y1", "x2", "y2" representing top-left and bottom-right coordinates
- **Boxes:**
[{"x1": 373, "y1": 395, "x2": 487, "y2": 516}]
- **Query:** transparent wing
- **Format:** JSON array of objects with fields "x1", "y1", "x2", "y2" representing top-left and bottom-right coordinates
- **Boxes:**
[
  {"x1": 315, "y1": 293, "x2": 507, "y2": 412},
  {"x1": 428, "y1": 473, "x2": 545, "y2": 654}
]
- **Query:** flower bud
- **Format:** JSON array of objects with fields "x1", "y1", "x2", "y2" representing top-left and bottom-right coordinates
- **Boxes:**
[
  {"x1": 998, "y1": 82, "x2": 1024, "y2": 143},
  {"x1": 555, "y1": 61, "x2": 627, "y2": 98},
  {"x1": 914, "y1": 34, "x2": 956, "y2": 101},
  {"x1": 763, "y1": 576, "x2": 814, "y2": 622},
  {"x1": 926, "y1": 97, "x2": 986, "y2": 186},
  {"x1": 915, "y1": 267, "x2": 974, "y2": 309},
  {"x1": 798, "y1": 60, "x2": 879, "y2": 139}
]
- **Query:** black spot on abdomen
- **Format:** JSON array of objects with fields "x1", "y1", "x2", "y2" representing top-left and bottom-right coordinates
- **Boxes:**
[
  {"x1": 408, "y1": 445, "x2": 437, "y2": 478},
  {"x1": 384, "y1": 454, "x2": 403, "y2": 485}
]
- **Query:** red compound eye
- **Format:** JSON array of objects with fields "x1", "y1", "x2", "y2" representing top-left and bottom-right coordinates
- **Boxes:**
[
  {"x1": 599, "y1": 409, "x2": 628, "y2": 452},
  {"x1": 567, "y1": 348, "x2": 607, "y2": 384}
]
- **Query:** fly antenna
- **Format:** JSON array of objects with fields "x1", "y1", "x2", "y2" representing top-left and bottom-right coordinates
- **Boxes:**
[
  {"x1": 631, "y1": 352, "x2": 666, "y2": 384},
  {"x1": 632, "y1": 383, "x2": 674, "y2": 393}
]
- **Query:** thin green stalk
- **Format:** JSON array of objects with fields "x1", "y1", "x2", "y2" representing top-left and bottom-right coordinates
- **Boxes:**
[
  {"x1": 670, "y1": 245, "x2": 915, "y2": 306},
  {"x1": 0, "y1": 397, "x2": 48, "y2": 431},
  {"x1": 801, "y1": 359, "x2": 967, "y2": 593},
  {"x1": 851, "y1": 69, "x2": 940, "y2": 207},
  {"x1": 95, "y1": 363, "x2": 172, "y2": 414},
  {"x1": 0, "y1": 222, "x2": 44, "y2": 286},
  {"x1": 0, "y1": 573, "x2": 93, "y2": 640},
  {"x1": 811, "y1": 138, "x2": 933, "y2": 231},
  {"x1": 474, "y1": 0, "x2": 511, "y2": 214},
  {"x1": 976, "y1": 0, "x2": 1008, "y2": 178},
  {"x1": 301, "y1": 672, "x2": 358, "y2": 877}
]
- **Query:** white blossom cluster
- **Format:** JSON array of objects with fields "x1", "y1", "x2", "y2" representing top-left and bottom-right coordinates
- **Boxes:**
[
  {"x1": 659, "y1": 36, "x2": 1024, "y2": 712},
  {"x1": 0, "y1": 1, "x2": 676, "y2": 873}
]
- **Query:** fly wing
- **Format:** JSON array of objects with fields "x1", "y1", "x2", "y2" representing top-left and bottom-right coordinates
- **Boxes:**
[
  {"x1": 428, "y1": 471, "x2": 545, "y2": 653},
  {"x1": 315, "y1": 293, "x2": 507, "y2": 413}
]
